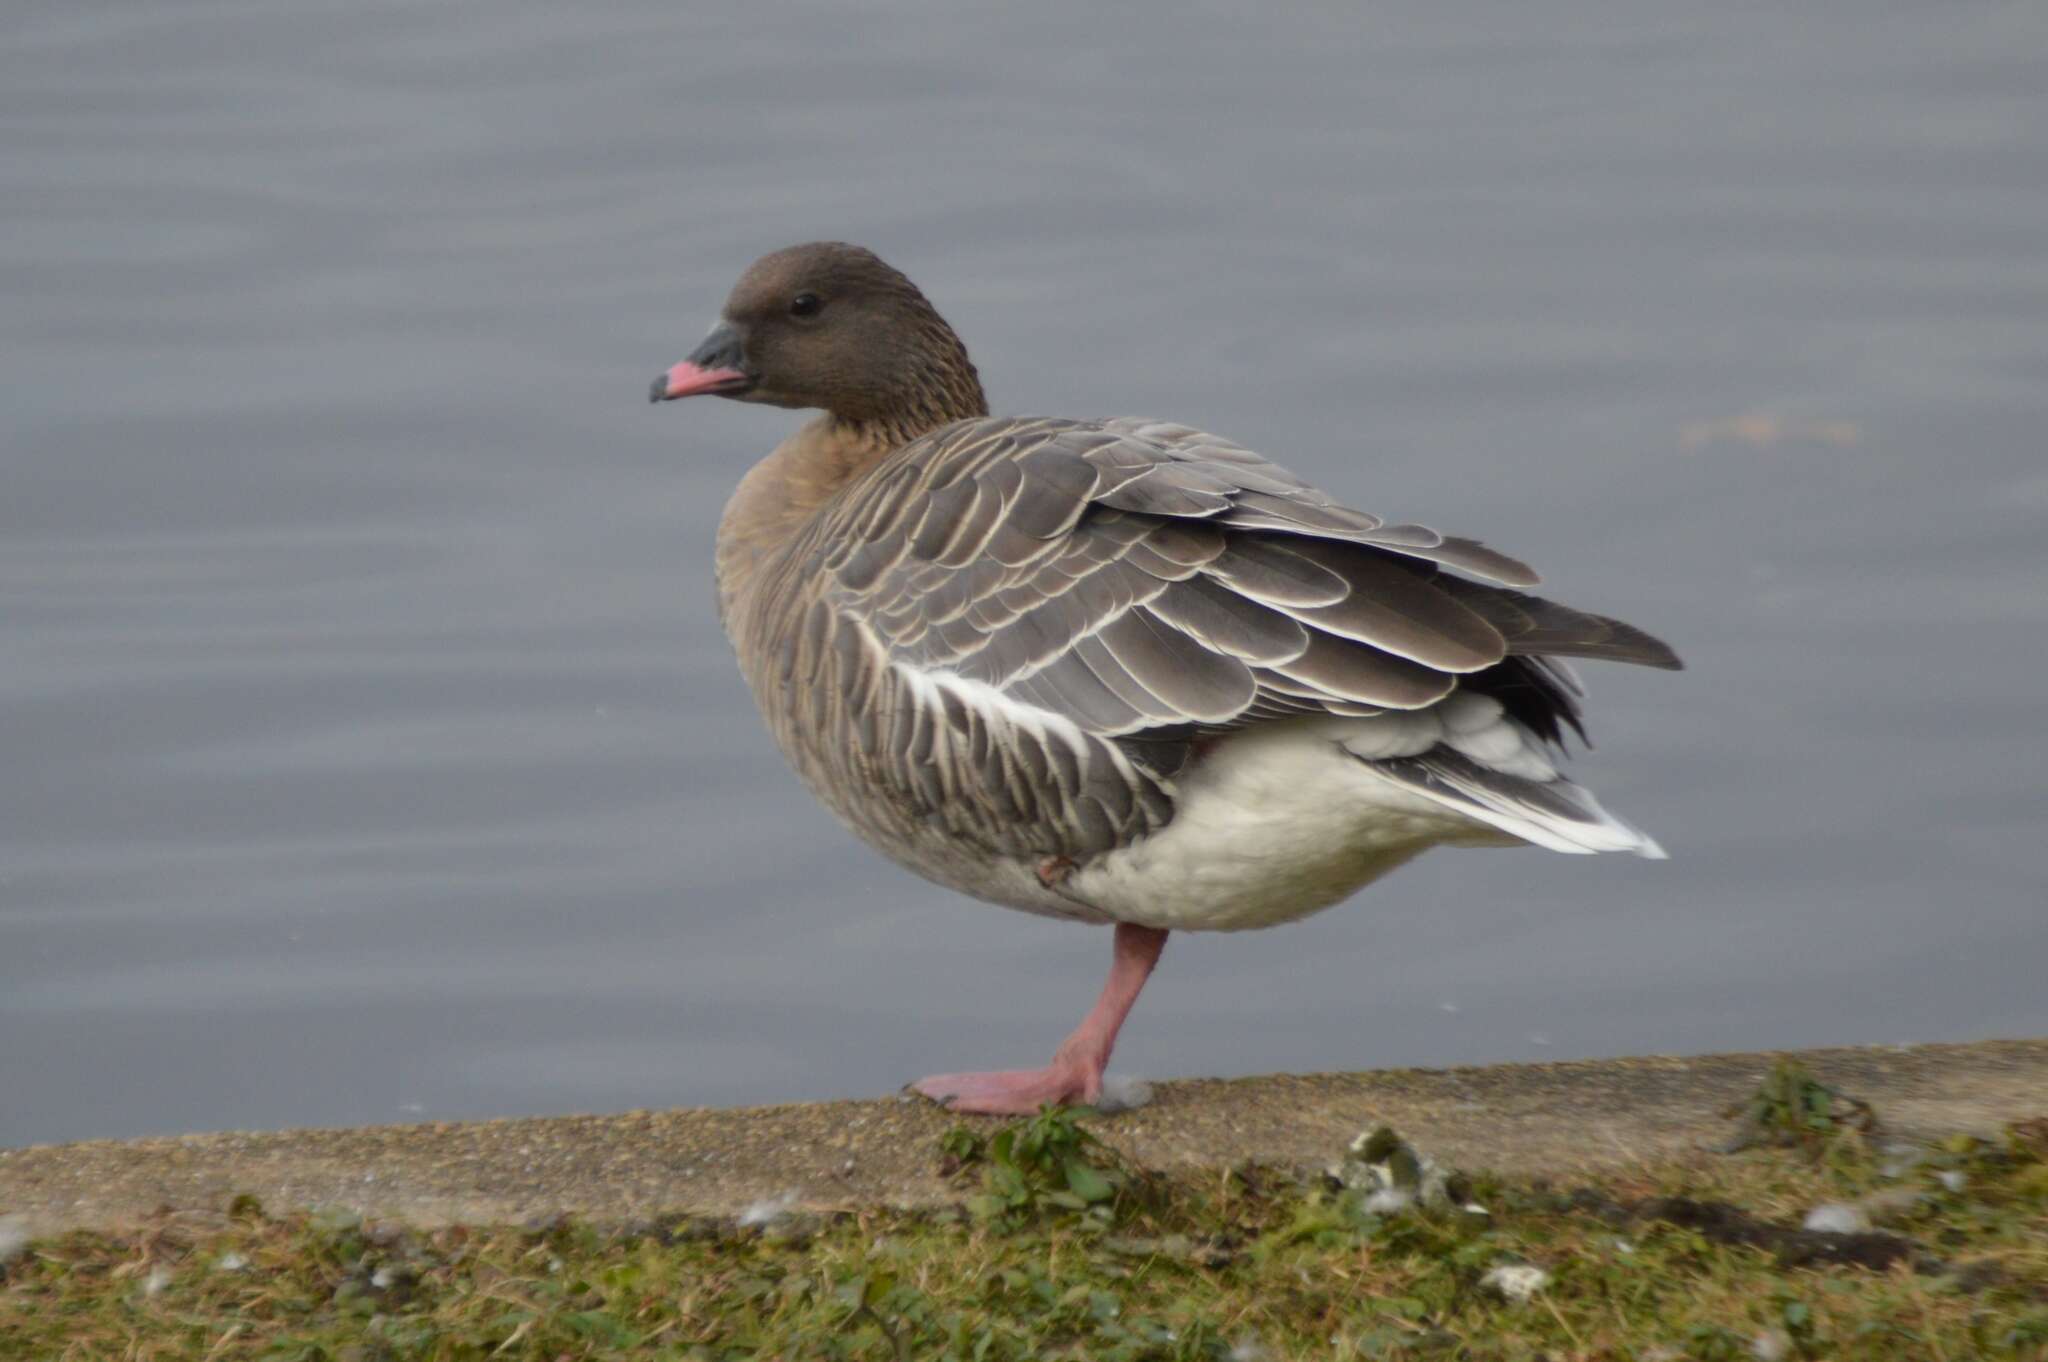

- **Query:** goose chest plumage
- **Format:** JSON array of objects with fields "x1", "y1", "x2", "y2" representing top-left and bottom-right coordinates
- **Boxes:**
[{"x1": 653, "y1": 241, "x2": 1681, "y2": 1113}]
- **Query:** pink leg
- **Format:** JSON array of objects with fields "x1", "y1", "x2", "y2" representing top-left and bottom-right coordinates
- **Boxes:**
[{"x1": 913, "y1": 923, "x2": 1168, "y2": 1114}]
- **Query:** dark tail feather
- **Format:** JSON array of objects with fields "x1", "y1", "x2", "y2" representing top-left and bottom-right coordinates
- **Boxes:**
[
  {"x1": 1462, "y1": 654, "x2": 1589, "y2": 750},
  {"x1": 1432, "y1": 579, "x2": 1683, "y2": 672}
]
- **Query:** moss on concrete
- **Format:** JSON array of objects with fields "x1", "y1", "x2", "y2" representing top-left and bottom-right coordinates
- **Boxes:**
[{"x1": 4, "y1": 1100, "x2": 2046, "y2": 1360}]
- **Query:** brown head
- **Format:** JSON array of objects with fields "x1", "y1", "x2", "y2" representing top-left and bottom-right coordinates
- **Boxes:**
[{"x1": 650, "y1": 242, "x2": 989, "y2": 441}]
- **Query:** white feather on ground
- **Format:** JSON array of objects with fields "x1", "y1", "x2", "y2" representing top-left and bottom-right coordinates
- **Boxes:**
[
  {"x1": 0, "y1": 1216, "x2": 28, "y2": 1268},
  {"x1": 738, "y1": 1192, "x2": 801, "y2": 1228},
  {"x1": 1095, "y1": 1073, "x2": 1154, "y2": 1112}
]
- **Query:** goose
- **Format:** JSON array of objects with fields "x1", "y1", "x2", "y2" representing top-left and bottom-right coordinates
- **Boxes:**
[{"x1": 651, "y1": 242, "x2": 1680, "y2": 1114}]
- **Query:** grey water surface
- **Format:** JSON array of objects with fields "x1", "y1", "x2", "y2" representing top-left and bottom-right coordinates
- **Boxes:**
[{"x1": 5, "y1": 2, "x2": 2046, "y2": 1146}]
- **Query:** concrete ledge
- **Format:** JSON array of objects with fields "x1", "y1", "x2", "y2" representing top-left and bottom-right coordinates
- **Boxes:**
[{"x1": 4, "y1": 1039, "x2": 2042, "y2": 1235}]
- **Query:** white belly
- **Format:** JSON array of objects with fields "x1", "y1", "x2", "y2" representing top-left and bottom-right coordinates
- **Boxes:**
[{"x1": 1067, "y1": 720, "x2": 1511, "y2": 932}]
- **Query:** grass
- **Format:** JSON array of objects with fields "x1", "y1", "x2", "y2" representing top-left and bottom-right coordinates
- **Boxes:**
[
  {"x1": 4, "y1": 1098, "x2": 2046, "y2": 1360},
  {"x1": 1720, "y1": 1059, "x2": 1882, "y2": 1155}
]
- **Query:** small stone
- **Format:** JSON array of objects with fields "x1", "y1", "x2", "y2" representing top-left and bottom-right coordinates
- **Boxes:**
[
  {"x1": 1802, "y1": 1203, "x2": 1871, "y2": 1234},
  {"x1": 1480, "y1": 1264, "x2": 1551, "y2": 1303},
  {"x1": 1936, "y1": 1170, "x2": 1967, "y2": 1193},
  {"x1": 216, "y1": 1252, "x2": 248, "y2": 1273},
  {"x1": 1333, "y1": 1125, "x2": 1458, "y2": 1209},
  {"x1": 1751, "y1": 1329, "x2": 1790, "y2": 1361}
]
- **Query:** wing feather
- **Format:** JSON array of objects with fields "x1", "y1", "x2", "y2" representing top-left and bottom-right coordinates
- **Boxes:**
[
  {"x1": 1274, "y1": 539, "x2": 1506, "y2": 672},
  {"x1": 1094, "y1": 609, "x2": 1257, "y2": 723},
  {"x1": 1144, "y1": 575, "x2": 1311, "y2": 666}
]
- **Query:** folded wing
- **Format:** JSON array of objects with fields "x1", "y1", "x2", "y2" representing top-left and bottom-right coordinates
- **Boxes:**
[{"x1": 802, "y1": 415, "x2": 1678, "y2": 859}]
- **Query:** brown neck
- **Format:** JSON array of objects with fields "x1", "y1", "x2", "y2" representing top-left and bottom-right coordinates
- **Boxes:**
[
  {"x1": 715, "y1": 343, "x2": 990, "y2": 617},
  {"x1": 714, "y1": 416, "x2": 904, "y2": 616},
  {"x1": 834, "y1": 328, "x2": 991, "y2": 444}
]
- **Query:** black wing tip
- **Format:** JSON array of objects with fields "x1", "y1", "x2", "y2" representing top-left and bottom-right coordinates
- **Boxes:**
[{"x1": 1628, "y1": 632, "x2": 1686, "y2": 671}]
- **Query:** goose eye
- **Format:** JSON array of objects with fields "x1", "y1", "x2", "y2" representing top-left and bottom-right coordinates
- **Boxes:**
[{"x1": 789, "y1": 292, "x2": 823, "y2": 318}]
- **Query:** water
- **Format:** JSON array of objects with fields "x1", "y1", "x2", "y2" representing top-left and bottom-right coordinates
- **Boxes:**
[{"x1": 4, "y1": 1, "x2": 2045, "y2": 1147}]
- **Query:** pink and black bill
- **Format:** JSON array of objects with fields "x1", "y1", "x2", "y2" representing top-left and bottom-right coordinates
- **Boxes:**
[{"x1": 650, "y1": 322, "x2": 753, "y2": 402}]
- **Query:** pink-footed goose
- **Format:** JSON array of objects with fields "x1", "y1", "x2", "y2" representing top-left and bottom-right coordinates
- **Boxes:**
[{"x1": 651, "y1": 242, "x2": 1680, "y2": 1114}]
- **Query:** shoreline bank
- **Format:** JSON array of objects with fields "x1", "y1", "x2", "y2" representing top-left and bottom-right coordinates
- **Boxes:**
[{"x1": 4, "y1": 1038, "x2": 2043, "y2": 1236}]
